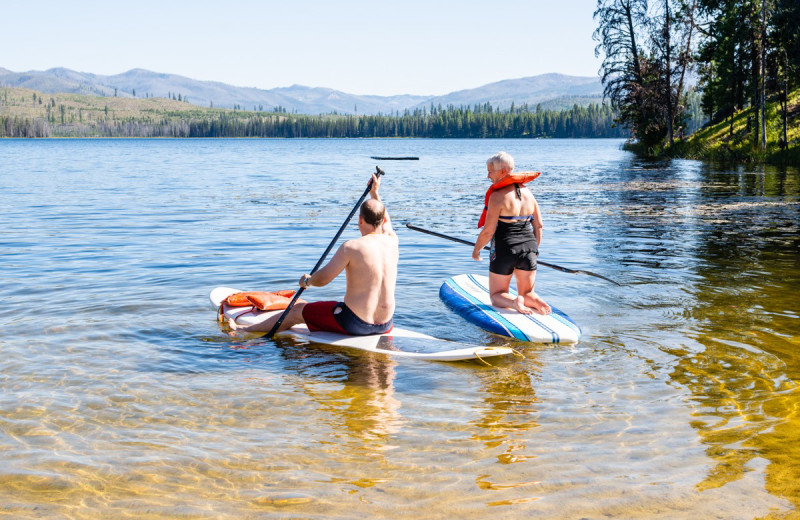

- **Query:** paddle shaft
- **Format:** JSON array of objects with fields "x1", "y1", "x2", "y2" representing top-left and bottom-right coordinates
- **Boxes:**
[
  {"x1": 405, "y1": 223, "x2": 621, "y2": 286},
  {"x1": 265, "y1": 167, "x2": 385, "y2": 339}
]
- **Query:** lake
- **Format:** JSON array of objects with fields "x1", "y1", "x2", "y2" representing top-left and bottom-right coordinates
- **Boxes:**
[{"x1": 1, "y1": 138, "x2": 799, "y2": 519}]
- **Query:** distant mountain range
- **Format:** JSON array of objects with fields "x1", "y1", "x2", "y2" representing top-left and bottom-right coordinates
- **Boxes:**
[{"x1": 0, "y1": 67, "x2": 604, "y2": 115}]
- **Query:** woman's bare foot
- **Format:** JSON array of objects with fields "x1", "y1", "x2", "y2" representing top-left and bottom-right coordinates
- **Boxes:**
[
  {"x1": 525, "y1": 293, "x2": 552, "y2": 315},
  {"x1": 514, "y1": 296, "x2": 534, "y2": 314}
]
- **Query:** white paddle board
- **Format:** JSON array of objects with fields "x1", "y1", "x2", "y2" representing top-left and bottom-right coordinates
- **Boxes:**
[
  {"x1": 439, "y1": 274, "x2": 581, "y2": 343},
  {"x1": 211, "y1": 287, "x2": 514, "y2": 362}
]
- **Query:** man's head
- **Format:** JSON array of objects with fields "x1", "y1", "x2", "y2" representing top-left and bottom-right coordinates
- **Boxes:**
[{"x1": 360, "y1": 199, "x2": 385, "y2": 229}]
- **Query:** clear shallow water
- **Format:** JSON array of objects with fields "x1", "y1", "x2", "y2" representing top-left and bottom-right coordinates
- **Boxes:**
[{"x1": 1, "y1": 138, "x2": 799, "y2": 519}]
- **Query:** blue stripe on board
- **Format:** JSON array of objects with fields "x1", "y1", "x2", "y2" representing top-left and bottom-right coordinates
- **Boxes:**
[
  {"x1": 440, "y1": 281, "x2": 512, "y2": 337},
  {"x1": 466, "y1": 274, "x2": 559, "y2": 343},
  {"x1": 452, "y1": 278, "x2": 534, "y2": 341},
  {"x1": 548, "y1": 308, "x2": 582, "y2": 336},
  {"x1": 441, "y1": 280, "x2": 518, "y2": 339},
  {"x1": 441, "y1": 279, "x2": 530, "y2": 341}
]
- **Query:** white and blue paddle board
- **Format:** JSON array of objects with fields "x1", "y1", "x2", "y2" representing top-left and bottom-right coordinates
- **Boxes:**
[
  {"x1": 211, "y1": 287, "x2": 514, "y2": 362},
  {"x1": 439, "y1": 274, "x2": 581, "y2": 343}
]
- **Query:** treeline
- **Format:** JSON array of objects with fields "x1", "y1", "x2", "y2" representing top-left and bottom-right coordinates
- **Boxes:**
[
  {"x1": 191, "y1": 103, "x2": 627, "y2": 138},
  {"x1": 0, "y1": 116, "x2": 194, "y2": 138},
  {"x1": 696, "y1": 0, "x2": 798, "y2": 151},
  {"x1": 0, "y1": 103, "x2": 628, "y2": 139},
  {"x1": 593, "y1": 0, "x2": 799, "y2": 155}
]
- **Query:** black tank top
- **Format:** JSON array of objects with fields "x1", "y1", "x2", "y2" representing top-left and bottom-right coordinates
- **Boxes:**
[{"x1": 494, "y1": 220, "x2": 537, "y2": 254}]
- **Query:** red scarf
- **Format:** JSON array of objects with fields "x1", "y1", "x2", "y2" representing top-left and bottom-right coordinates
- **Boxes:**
[{"x1": 478, "y1": 171, "x2": 541, "y2": 228}]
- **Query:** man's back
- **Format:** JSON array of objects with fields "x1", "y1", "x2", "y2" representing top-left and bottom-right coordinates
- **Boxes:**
[{"x1": 342, "y1": 232, "x2": 398, "y2": 324}]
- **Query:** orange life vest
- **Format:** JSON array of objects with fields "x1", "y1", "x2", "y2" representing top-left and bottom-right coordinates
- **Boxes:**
[
  {"x1": 477, "y1": 171, "x2": 541, "y2": 228},
  {"x1": 218, "y1": 290, "x2": 305, "y2": 322}
]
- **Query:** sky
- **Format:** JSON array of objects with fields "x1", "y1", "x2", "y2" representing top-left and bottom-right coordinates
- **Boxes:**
[{"x1": 3, "y1": 0, "x2": 602, "y2": 96}]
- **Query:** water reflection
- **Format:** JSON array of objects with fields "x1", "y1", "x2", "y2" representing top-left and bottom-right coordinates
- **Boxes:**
[
  {"x1": 606, "y1": 158, "x2": 800, "y2": 511},
  {"x1": 273, "y1": 337, "x2": 404, "y2": 446},
  {"x1": 472, "y1": 357, "x2": 541, "y2": 465},
  {"x1": 665, "y1": 336, "x2": 800, "y2": 493},
  {"x1": 681, "y1": 165, "x2": 800, "y2": 509}
]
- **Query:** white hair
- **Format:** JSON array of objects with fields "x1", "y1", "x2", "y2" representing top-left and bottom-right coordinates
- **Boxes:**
[{"x1": 486, "y1": 151, "x2": 515, "y2": 172}]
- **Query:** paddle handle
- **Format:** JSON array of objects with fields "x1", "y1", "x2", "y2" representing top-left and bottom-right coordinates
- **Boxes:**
[{"x1": 266, "y1": 167, "x2": 385, "y2": 338}]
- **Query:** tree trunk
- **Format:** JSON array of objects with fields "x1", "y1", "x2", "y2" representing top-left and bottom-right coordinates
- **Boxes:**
[
  {"x1": 624, "y1": 0, "x2": 642, "y2": 81},
  {"x1": 676, "y1": 0, "x2": 696, "y2": 118},
  {"x1": 783, "y1": 52, "x2": 789, "y2": 149},
  {"x1": 730, "y1": 106, "x2": 735, "y2": 138},
  {"x1": 754, "y1": 44, "x2": 761, "y2": 148},
  {"x1": 760, "y1": 0, "x2": 767, "y2": 151},
  {"x1": 665, "y1": 0, "x2": 674, "y2": 146}
]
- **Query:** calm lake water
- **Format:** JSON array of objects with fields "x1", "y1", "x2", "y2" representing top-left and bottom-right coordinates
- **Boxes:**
[{"x1": 1, "y1": 138, "x2": 799, "y2": 519}]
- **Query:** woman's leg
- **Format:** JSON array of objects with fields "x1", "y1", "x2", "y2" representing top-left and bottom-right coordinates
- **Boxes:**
[
  {"x1": 514, "y1": 269, "x2": 551, "y2": 315},
  {"x1": 489, "y1": 272, "x2": 533, "y2": 314}
]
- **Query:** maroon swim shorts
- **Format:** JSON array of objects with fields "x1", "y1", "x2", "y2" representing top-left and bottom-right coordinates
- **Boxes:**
[
  {"x1": 301, "y1": 301, "x2": 347, "y2": 334},
  {"x1": 301, "y1": 301, "x2": 393, "y2": 336}
]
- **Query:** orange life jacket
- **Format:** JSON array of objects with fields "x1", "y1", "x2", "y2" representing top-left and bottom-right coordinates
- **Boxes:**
[
  {"x1": 477, "y1": 171, "x2": 541, "y2": 228},
  {"x1": 218, "y1": 290, "x2": 304, "y2": 322}
]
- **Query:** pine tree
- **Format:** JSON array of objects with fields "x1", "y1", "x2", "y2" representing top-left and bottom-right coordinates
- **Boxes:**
[{"x1": 594, "y1": 0, "x2": 651, "y2": 143}]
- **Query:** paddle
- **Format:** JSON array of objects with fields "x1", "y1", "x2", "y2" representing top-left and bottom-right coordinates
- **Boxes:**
[
  {"x1": 265, "y1": 167, "x2": 386, "y2": 339},
  {"x1": 405, "y1": 223, "x2": 622, "y2": 286}
]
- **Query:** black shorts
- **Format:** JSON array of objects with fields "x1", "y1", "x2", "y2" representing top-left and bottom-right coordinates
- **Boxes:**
[{"x1": 489, "y1": 239, "x2": 538, "y2": 275}]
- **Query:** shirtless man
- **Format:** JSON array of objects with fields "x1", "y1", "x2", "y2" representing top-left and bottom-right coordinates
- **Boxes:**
[{"x1": 230, "y1": 172, "x2": 397, "y2": 335}]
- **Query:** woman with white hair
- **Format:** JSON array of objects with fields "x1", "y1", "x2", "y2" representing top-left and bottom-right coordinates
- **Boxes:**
[{"x1": 472, "y1": 152, "x2": 551, "y2": 315}]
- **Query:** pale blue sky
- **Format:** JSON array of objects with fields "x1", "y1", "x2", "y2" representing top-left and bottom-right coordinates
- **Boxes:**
[{"x1": 3, "y1": 0, "x2": 602, "y2": 96}]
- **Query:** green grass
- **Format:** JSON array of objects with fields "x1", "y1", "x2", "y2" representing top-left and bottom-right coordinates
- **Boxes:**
[{"x1": 667, "y1": 88, "x2": 800, "y2": 166}]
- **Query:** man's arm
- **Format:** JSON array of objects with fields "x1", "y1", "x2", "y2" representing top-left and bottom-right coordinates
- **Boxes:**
[
  {"x1": 300, "y1": 242, "x2": 351, "y2": 288},
  {"x1": 369, "y1": 172, "x2": 395, "y2": 237}
]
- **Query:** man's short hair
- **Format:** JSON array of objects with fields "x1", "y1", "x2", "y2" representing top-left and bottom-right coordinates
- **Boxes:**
[{"x1": 360, "y1": 199, "x2": 385, "y2": 227}]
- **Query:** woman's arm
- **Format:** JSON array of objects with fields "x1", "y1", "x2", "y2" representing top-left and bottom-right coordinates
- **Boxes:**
[
  {"x1": 531, "y1": 198, "x2": 544, "y2": 247},
  {"x1": 473, "y1": 192, "x2": 502, "y2": 261}
]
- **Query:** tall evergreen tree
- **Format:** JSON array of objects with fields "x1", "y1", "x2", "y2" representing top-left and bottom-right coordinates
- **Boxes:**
[
  {"x1": 594, "y1": 0, "x2": 664, "y2": 147},
  {"x1": 770, "y1": 0, "x2": 799, "y2": 148}
]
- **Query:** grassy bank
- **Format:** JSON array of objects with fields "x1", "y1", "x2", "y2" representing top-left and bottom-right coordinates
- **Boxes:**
[{"x1": 666, "y1": 88, "x2": 800, "y2": 166}]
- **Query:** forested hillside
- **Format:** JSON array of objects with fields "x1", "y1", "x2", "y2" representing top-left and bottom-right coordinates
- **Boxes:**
[
  {"x1": 593, "y1": 0, "x2": 799, "y2": 164},
  {"x1": 0, "y1": 87, "x2": 627, "y2": 138},
  {"x1": 671, "y1": 86, "x2": 799, "y2": 163},
  {"x1": 0, "y1": 68, "x2": 604, "y2": 114}
]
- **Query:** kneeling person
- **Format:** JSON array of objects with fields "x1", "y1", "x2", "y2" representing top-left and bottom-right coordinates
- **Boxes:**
[{"x1": 230, "y1": 173, "x2": 397, "y2": 335}]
